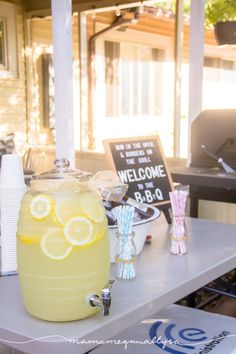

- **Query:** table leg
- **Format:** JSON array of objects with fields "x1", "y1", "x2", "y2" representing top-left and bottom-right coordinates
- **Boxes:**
[{"x1": 190, "y1": 196, "x2": 198, "y2": 218}]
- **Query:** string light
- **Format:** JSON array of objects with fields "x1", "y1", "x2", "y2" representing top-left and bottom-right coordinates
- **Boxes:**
[
  {"x1": 91, "y1": 6, "x2": 96, "y2": 19},
  {"x1": 165, "y1": 10, "x2": 172, "y2": 17},
  {"x1": 138, "y1": 1, "x2": 144, "y2": 14},
  {"x1": 166, "y1": 0, "x2": 171, "y2": 8},
  {"x1": 157, "y1": 8, "x2": 163, "y2": 17},
  {"x1": 115, "y1": 5, "x2": 121, "y2": 17}
]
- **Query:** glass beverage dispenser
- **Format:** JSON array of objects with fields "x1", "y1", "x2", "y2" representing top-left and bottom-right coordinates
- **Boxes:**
[{"x1": 17, "y1": 159, "x2": 112, "y2": 321}]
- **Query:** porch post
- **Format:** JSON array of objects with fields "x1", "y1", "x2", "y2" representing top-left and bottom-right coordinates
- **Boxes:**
[
  {"x1": 188, "y1": 0, "x2": 205, "y2": 163},
  {"x1": 174, "y1": 0, "x2": 184, "y2": 158},
  {"x1": 51, "y1": 0, "x2": 75, "y2": 166}
]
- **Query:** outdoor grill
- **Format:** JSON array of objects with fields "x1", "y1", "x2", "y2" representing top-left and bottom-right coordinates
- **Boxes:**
[
  {"x1": 187, "y1": 109, "x2": 236, "y2": 306},
  {"x1": 190, "y1": 109, "x2": 236, "y2": 169},
  {"x1": 171, "y1": 108, "x2": 236, "y2": 220}
]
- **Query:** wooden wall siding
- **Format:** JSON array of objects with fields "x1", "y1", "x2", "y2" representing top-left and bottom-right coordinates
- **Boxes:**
[
  {"x1": 27, "y1": 14, "x2": 80, "y2": 147},
  {"x1": 199, "y1": 200, "x2": 236, "y2": 225},
  {"x1": 0, "y1": 4, "x2": 27, "y2": 153}
]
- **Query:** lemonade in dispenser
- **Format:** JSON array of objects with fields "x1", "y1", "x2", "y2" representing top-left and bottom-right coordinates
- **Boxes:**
[{"x1": 17, "y1": 159, "x2": 112, "y2": 321}]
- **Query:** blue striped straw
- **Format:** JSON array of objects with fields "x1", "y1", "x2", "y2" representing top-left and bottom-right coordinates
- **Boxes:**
[{"x1": 114, "y1": 205, "x2": 136, "y2": 280}]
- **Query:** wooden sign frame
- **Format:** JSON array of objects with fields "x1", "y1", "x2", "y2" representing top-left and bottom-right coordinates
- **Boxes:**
[{"x1": 103, "y1": 135, "x2": 174, "y2": 211}]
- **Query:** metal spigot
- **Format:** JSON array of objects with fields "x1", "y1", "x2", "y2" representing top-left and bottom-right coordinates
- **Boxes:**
[
  {"x1": 102, "y1": 280, "x2": 115, "y2": 316},
  {"x1": 89, "y1": 280, "x2": 115, "y2": 316}
]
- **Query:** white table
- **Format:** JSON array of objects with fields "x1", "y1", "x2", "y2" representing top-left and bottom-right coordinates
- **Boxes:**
[{"x1": 0, "y1": 216, "x2": 236, "y2": 354}]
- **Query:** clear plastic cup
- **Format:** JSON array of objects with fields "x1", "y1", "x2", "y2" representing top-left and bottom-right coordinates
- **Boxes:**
[{"x1": 0, "y1": 154, "x2": 25, "y2": 187}]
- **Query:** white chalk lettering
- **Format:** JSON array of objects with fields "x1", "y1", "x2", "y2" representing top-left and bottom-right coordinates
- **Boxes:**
[
  {"x1": 132, "y1": 143, "x2": 142, "y2": 149},
  {"x1": 150, "y1": 165, "x2": 166, "y2": 178},
  {"x1": 134, "y1": 191, "x2": 143, "y2": 203},
  {"x1": 117, "y1": 170, "x2": 128, "y2": 183},
  {"x1": 145, "y1": 190, "x2": 153, "y2": 203},
  {"x1": 155, "y1": 188, "x2": 163, "y2": 200},
  {"x1": 145, "y1": 182, "x2": 154, "y2": 188},
  {"x1": 146, "y1": 149, "x2": 153, "y2": 155},
  {"x1": 138, "y1": 157, "x2": 151, "y2": 163},
  {"x1": 142, "y1": 141, "x2": 154, "y2": 148},
  {"x1": 115, "y1": 144, "x2": 124, "y2": 151},
  {"x1": 117, "y1": 166, "x2": 166, "y2": 183},
  {"x1": 158, "y1": 164, "x2": 166, "y2": 177},
  {"x1": 145, "y1": 167, "x2": 153, "y2": 179},
  {"x1": 125, "y1": 150, "x2": 145, "y2": 157},
  {"x1": 126, "y1": 158, "x2": 135, "y2": 165}
]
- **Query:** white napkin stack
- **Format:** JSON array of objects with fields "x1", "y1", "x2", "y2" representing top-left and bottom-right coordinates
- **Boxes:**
[{"x1": 0, "y1": 154, "x2": 26, "y2": 275}]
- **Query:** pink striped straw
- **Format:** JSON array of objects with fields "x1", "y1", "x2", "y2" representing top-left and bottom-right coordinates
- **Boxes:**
[{"x1": 169, "y1": 190, "x2": 188, "y2": 255}]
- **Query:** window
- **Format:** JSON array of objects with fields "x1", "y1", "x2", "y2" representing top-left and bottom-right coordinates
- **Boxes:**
[
  {"x1": 0, "y1": 1, "x2": 18, "y2": 78},
  {"x1": 204, "y1": 56, "x2": 220, "y2": 81},
  {"x1": 88, "y1": 26, "x2": 173, "y2": 154},
  {"x1": 203, "y1": 54, "x2": 236, "y2": 111},
  {"x1": 222, "y1": 59, "x2": 236, "y2": 81},
  {"x1": 204, "y1": 56, "x2": 236, "y2": 82},
  {"x1": 105, "y1": 40, "x2": 164, "y2": 118},
  {"x1": 80, "y1": 16, "x2": 173, "y2": 155},
  {"x1": 92, "y1": 37, "x2": 168, "y2": 152}
]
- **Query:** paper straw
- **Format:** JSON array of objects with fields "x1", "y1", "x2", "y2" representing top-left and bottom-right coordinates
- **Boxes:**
[
  {"x1": 114, "y1": 205, "x2": 136, "y2": 280},
  {"x1": 169, "y1": 190, "x2": 188, "y2": 255}
]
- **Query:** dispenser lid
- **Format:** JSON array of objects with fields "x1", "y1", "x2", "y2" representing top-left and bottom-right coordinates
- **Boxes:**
[{"x1": 32, "y1": 158, "x2": 92, "y2": 181}]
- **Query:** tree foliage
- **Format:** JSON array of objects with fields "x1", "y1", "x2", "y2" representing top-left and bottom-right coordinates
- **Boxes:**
[
  {"x1": 154, "y1": 0, "x2": 236, "y2": 27},
  {"x1": 205, "y1": 0, "x2": 236, "y2": 27}
]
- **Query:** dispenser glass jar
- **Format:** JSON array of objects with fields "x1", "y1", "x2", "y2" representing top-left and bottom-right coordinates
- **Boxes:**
[{"x1": 17, "y1": 159, "x2": 110, "y2": 321}]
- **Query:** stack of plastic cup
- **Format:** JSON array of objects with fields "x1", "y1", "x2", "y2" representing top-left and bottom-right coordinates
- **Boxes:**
[{"x1": 0, "y1": 154, "x2": 26, "y2": 275}]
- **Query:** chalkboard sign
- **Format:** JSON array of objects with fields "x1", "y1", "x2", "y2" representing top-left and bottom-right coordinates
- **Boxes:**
[{"x1": 103, "y1": 136, "x2": 174, "y2": 208}]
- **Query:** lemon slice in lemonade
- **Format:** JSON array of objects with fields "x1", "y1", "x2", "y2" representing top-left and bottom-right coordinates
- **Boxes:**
[
  {"x1": 40, "y1": 229, "x2": 73, "y2": 260},
  {"x1": 30, "y1": 194, "x2": 53, "y2": 220},
  {"x1": 55, "y1": 196, "x2": 82, "y2": 225},
  {"x1": 64, "y1": 216, "x2": 94, "y2": 246},
  {"x1": 79, "y1": 192, "x2": 105, "y2": 223},
  {"x1": 18, "y1": 235, "x2": 40, "y2": 245}
]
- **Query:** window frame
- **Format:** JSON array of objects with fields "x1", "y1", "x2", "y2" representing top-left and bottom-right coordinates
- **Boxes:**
[
  {"x1": 0, "y1": 1, "x2": 18, "y2": 79},
  {"x1": 0, "y1": 17, "x2": 7, "y2": 69},
  {"x1": 90, "y1": 23, "x2": 174, "y2": 153},
  {"x1": 104, "y1": 40, "x2": 165, "y2": 118},
  {"x1": 204, "y1": 55, "x2": 236, "y2": 82}
]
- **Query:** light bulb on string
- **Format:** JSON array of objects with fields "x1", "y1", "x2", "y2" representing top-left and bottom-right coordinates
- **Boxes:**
[
  {"x1": 115, "y1": 5, "x2": 121, "y2": 17},
  {"x1": 166, "y1": 0, "x2": 171, "y2": 9},
  {"x1": 155, "y1": 8, "x2": 163, "y2": 18},
  {"x1": 138, "y1": 1, "x2": 144, "y2": 14},
  {"x1": 91, "y1": 7, "x2": 96, "y2": 20}
]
